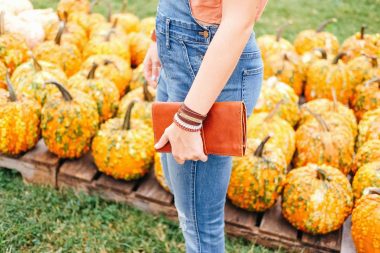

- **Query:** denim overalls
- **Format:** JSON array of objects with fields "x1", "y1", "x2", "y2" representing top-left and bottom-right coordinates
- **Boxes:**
[{"x1": 155, "y1": 1, "x2": 264, "y2": 252}]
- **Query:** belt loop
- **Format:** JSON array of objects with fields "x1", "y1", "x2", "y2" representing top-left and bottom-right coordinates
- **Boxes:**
[{"x1": 165, "y1": 18, "x2": 171, "y2": 49}]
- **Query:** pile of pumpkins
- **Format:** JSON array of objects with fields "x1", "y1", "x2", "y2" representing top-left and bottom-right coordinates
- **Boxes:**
[{"x1": 0, "y1": 1, "x2": 379, "y2": 251}]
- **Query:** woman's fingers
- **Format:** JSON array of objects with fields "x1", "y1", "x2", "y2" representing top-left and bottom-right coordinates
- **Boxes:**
[
  {"x1": 151, "y1": 60, "x2": 161, "y2": 88},
  {"x1": 143, "y1": 58, "x2": 152, "y2": 83},
  {"x1": 154, "y1": 132, "x2": 169, "y2": 149}
]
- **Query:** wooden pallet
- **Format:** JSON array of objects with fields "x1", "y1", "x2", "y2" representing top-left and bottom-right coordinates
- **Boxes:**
[{"x1": 0, "y1": 140, "x2": 357, "y2": 253}]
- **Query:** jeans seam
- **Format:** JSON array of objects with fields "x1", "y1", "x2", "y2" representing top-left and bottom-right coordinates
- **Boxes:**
[
  {"x1": 180, "y1": 40, "x2": 196, "y2": 80},
  {"x1": 191, "y1": 161, "x2": 201, "y2": 252}
]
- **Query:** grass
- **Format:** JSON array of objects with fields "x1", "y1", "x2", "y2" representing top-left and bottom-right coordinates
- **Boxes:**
[
  {"x1": 0, "y1": 169, "x2": 279, "y2": 252},
  {"x1": 31, "y1": 0, "x2": 380, "y2": 42}
]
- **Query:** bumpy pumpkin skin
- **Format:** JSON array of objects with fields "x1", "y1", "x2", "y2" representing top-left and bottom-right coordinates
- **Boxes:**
[
  {"x1": 57, "y1": 0, "x2": 91, "y2": 19},
  {"x1": 128, "y1": 32, "x2": 151, "y2": 67},
  {"x1": 351, "y1": 189, "x2": 380, "y2": 253},
  {"x1": 347, "y1": 55, "x2": 380, "y2": 87},
  {"x1": 68, "y1": 12, "x2": 106, "y2": 36},
  {"x1": 299, "y1": 98, "x2": 358, "y2": 138},
  {"x1": 11, "y1": 59, "x2": 67, "y2": 105},
  {"x1": 352, "y1": 162, "x2": 380, "y2": 201},
  {"x1": 67, "y1": 70, "x2": 120, "y2": 123},
  {"x1": 254, "y1": 77, "x2": 300, "y2": 126},
  {"x1": 350, "y1": 78, "x2": 380, "y2": 120},
  {"x1": 228, "y1": 137, "x2": 286, "y2": 212},
  {"x1": 83, "y1": 36, "x2": 131, "y2": 63},
  {"x1": 140, "y1": 17, "x2": 156, "y2": 36},
  {"x1": 92, "y1": 118, "x2": 154, "y2": 181},
  {"x1": 0, "y1": 61, "x2": 6, "y2": 89},
  {"x1": 294, "y1": 30, "x2": 339, "y2": 56},
  {"x1": 33, "y1": 40, "x2": 82, "y2": 77},
  {"x1": 0, "y1": 32, "x2": 29, "y2": 73},
  {"x1": 341, "y1": 29, "x2": 378, "y2": 62},
  {"x1": 81, "y1": 54, "x2": 132, "y2": 96},
  {"x1": 295, "y1": 112, "x2": 354, "y2": 175},
  {"x1": 257, "y1": 35, "x2": 295, "y2": 61},
  {"x1": 41, "y1": 87, "x2": 99, "y2": 159},
  {"x1": 352, "y1": 140, "x2": 380, "y2": 174},
  {"x1": 0, "y1": 89, "x2": 41, "y2": 156},
  {"x1": 357, "y1": 108, "x2": 380, "y2": 148},
  {"x1": 110, "y1": 13, "x2": 141, "y2": 34},
  {"x1": 282, "y1": 164, "x2": 353, "y2": 235},
  {"x1": 89, "y1": 22, "x2": 128, "y2": 43},
  {"x1": 129, "y1": 64, "x2": 146, "y2": 90},
  {"x1": 45, "y1": 22, "x2": 88, "y2": 51},
  {"x1": 247, "y1": 113, "x2": 295, "y2": 165},
  {"x1": 305, "y1": 56, "x2": 353, "y2": 104},
  {"x1": 154, "y1": 152, "x2": 171, "y2": 192}
]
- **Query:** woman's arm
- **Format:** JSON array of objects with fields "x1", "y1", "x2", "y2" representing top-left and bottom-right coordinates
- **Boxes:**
[
  {"x1": 184, "y1": 0, "x2": 264, "y2": 115},
  {"x1": 152, "y1": 0, "x2": 266, "y2": 164}
]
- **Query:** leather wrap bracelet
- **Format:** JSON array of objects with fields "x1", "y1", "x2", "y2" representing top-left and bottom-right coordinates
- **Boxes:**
[{"x1": 173, "y1": 103, "x2": 207, "y2": 132}]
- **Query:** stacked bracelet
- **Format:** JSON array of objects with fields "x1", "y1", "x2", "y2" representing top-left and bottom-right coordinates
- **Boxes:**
[{"x1": 173, "y1": 103, "x2": 207, "y2": 132}]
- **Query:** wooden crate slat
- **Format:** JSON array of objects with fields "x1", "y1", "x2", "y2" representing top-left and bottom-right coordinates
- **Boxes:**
[
  {"x1": 341, "y1": 216, "x2": 356, "y2": 253},
  {"x1": 59, "y1": 152, "x2": 97, "y2": 182},
  {"x1": 302, "y1": 229, "x2": 341, "y2": 252},
  {"x1": 94, "y1": 174, "x2": 137, "y2": 194},
  {"x1": 135, "y1": 169, "x2": 173, "y2": 206},
  {"x1": 21, "y1": 140, "x2": 60, "y2": 167},
  {"x1": 259, "y1": 199, "x2": 298, "y2": 241},
  {"x1": 224, "y1": 199, "x2": 257, "y2": 231}
]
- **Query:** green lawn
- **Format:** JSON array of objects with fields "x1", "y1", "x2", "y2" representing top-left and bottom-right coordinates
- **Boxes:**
[
  {"x1": 0, "y1": 169, "x2": 278, "y2": 253},
  {"x1": 32, "y1": 0, "x2": 380, "y2": 41}
]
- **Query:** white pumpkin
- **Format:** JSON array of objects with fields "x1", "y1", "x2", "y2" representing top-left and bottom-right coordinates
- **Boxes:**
[
  {"x1": 0, "y1": 0, "x2": 33, "y2": 15},
  {"x1": 18, "y1": 9, "x2": 59, "y2": 30}
]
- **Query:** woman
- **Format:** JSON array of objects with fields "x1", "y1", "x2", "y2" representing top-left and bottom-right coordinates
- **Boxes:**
[{"x1": 143, "y1": 0, "x2": 268, "y2": 252}]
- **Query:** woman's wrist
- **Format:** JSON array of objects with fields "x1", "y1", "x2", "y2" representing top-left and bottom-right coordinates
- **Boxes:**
[{"x1": 172, "y1": 102, "x2": 207, "y2": 132}]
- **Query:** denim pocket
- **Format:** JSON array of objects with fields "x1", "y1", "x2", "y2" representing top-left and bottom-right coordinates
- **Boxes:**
[
  {"x1": 180, "y1": 40, "x2": 208, "y2": 79},
  {"x1": 241, "y1": 65, "x2": 264, "y2": 117}
]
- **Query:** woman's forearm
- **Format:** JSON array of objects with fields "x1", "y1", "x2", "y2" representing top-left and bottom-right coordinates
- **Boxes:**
[{"x1": 183, "y1": 0, "x2": 262, "y2": 115}]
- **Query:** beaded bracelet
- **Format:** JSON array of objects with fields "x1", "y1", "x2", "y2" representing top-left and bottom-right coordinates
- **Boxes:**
[{"x1": 173, "y1": 103, "x2": 207, "y2": 132}]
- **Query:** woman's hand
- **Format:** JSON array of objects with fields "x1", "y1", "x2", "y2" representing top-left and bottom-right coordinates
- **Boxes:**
[
  {"x1": 143, "y1": 42, "x2": 161, "y2": 88},
  {"x1": 154, "y1": 122, "x2": 208, "y2": 164}
]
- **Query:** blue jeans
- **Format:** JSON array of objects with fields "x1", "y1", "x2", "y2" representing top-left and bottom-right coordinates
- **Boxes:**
[{"x1": 155, "y1": 1, "x2": 264, "y2": 252}]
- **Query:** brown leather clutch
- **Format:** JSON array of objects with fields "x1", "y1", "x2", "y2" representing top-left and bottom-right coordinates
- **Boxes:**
[{"x1": 151, "y1": 101, "x2": 247, "y2": 157}]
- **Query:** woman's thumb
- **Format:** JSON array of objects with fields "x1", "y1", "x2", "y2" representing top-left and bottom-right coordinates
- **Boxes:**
[{"x1": 154, "y1": 133, "x2": 169, "y2": 149}]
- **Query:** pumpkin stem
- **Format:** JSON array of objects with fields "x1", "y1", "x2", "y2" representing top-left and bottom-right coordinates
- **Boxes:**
[
  {"x1": 254, "y1": 136, "x2": 271, "y2": 158},
  {"x1": 360, "y1": 25, "x2": 366, "y2": 40},
  {"x1": 331, "y1": 87, "x2": 338, "y2": 112},
  {"x1": 87, "y1": 63, "x2": 99, "y2": 80},
  {"x1": 122, "y1": 100, "x2": 138, "y2": 130},
  {"x1": 107, "y1": 2, "x2": 112, "y2": 22},
  {"x1": 316, "y1": 167, "x2": 330, "y2": 181},
  {"x1": 5, "y1": 70, "x2": 17, "y2": 102},
  {"x1": 54, "y1": 21, "x2": 65, "y2": 45},
  {"x1": 111, "y1": 17, "x2": 118, "y2": 29},
  {"x1": 362, "y1": 53, "x2": 378, "y2": 68},
  {"x1": 103, "y1": 59, "x2": 120, "y2": 71},
  {"x1": 265, "y1": 99, "x2": 285, "y2": 121},
  {"x1": 121, "y1": 0, "x2": 129, "y2": 13},
  {"x1": 304, "y1": 106, "x2": 330, "y2": 132},
  {"x1": 364, "y1": 77, "x2": 380, "y2": 88},
  {"x1": 45, "y1": 81, "x2": 73, "y2": 101},
  {"x1": 316, "y1": 18, "x2": 337, "y2": 32},
  {"x1": 143, "y1": 80, "x2": 154, "y2": 102},
  {"x1": 105, "y1": 29, "x2": 115, "y2": 41},
  {"x1": 0, "y1": 11, "x2": 4, "y2": 36},
  {"x1": 363, "y1": 187, "x2": 380, "y2": 196},
  {"x1": 332, "y1": 52, "x2": 347, "y2": 64},
  {"x1": 32, "y1": 55, "x2": 42, "y2": 72},
  {"x1": 90, "y1": 0, "x2": 99, "y2": 13},
  {"x1": 314, "y1": 48, "x2": 327, "y2": 59},
  {"x1": 276, "y1": 21, "x2": 292, "y2": 42}
]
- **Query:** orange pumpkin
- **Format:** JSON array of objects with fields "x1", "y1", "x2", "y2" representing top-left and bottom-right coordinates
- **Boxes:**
[
  {"x1": 264, "y1": 51, "x2": 305, "y2": 96},
  {"x1": 295, "y1": 108, "x2": 354, "y2": 175},
  {"x1": 34, "y1": 23, "x2": 82, "y2": 77},
  {"x1": 341, "y1": 25, "x2": 378, "y2": 62},
  {"x1": 128, "y1": 32, "x2": 151, "y2": 67},
  {"x1": 0, "y1": 12, "x2": 29, "y2": 73},
  {"x1": 68, "y1": 12, "x2": 106, "y2": 37},
  {"x1": 282, "y1": 164, "x2": 353, "y2": 235},
  {"x1": 350, "y1": 78, "x2": 380, "y2": 120},
  {"x1": 154, "y1": 152, "x2": 171, "y2": 192},
  {"x1": 351, "y1": 188, "x2": 380, "y2": 253},
  {"x1": 81, "y1": 54, "x2": 132, "y2": 96},
  {"x1": 305, "y1": 52, "x2": 353, "y2": 104},
  {"x1": 129, "y1": 64, "x2": 146, "y2": 90},
  {"x1": 57, "y1": 0, "x2": 91, "y2": 19},
  {"x1": 67, "y1": 63, "x2": 120, "y2": 122},
  {"x1": 347, "y1": 54, "x2": 380, "y2": 87},
  {"x1": 294, "y1": 19, "x2": 339, "y2": 55},
  {"x1": 0, "y1": 73, "x2": 41, "y2": 156},
  {"x1": 140, "y1": 17, "x2": 155, "y2": 36},
  {"x1": 352, "y1": 163, "x2": 380, "y2": 201},
  {"x1": 89, "y1": 18, "x2": 128, "y2": 43},
  {"x1": 0, "y1": 61, "x2": 6, "y2": 89},
  {"x1": 45, "y1": 20, "x2": 87, "y2": 50},
  {"x1": 254, "y1": 77, "x2": 300, "y2": 126},
  {"x1": 257, "y1": 22, "x2": 295, "y2": 61},
  {"x1": 110, "y1": 12, "x2": 140, "y2": 34},
  {"x1": 357, "y1": 108, "x2": 380, "y2": 148},
  {"x1": 352, "y1": 140, "x2": 380, "y2": 174}
]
